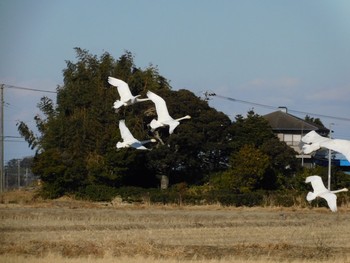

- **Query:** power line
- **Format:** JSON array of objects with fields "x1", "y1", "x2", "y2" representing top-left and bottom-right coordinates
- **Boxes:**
[
  {"x1": 287, "y1": 109, "x2": 350, "y2": 122},
  {"x1": 3, "y1": 84, "x2": 57, "y2": 94},
  {"x1": 214, "y1": 93, "x2": 277, "y2": 111},
  {"x1": 4, "y1": 140, "x2": 27, "y2": 143},
  {"x1": 4, "y1": 136, "x2": 23, "y2": 139},
  {"x1": 205, "y1": 92, "x2": 350, "y2": 122}
]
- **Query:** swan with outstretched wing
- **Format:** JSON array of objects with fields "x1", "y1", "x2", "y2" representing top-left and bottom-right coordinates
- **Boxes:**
[
  {"x1": 108, "y1": 77, "x2": 149, "y2": 111},
  {"x1": 302, "y1": 131, "x2": 350, "y2": 162},
  {"x1": 146, "y1": 91, "x2": 191, "y2": 134},
  {"x1": 117, "y1": 120, "x2": 155, "y2": 150},
  {"x1": 305, "y1": 175, "x2": 348, "y2": 212}
]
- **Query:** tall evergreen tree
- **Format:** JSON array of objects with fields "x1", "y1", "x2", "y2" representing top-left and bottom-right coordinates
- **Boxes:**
[{"x1": 18, "y1": 48, "x2": 232, "y2": 198}]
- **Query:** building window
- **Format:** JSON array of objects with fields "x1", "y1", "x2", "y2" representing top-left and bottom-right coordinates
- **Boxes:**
[
  {"x1": 279, "y1": 133, "x2": 302, "y2": 146},
  {"x1": 277, "y1": 133, "x2": 284, "y2": 141},
  {"x1": 293, "y1": 134, "x2": 301, "y2": 145},
  {"x1": 284, "y1": 134, "x2": 293, "y2": 145}
]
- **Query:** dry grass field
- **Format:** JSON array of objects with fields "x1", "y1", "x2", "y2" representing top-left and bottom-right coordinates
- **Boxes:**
[{"x1": 1, "y1": 189, "x2": 350, "y2": 263}]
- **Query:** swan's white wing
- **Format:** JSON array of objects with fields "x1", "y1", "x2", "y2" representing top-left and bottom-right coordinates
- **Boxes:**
[
  {"x1": 119, "y1": 120, "x2": 136, "y2": 142},
  {"x1": 343, "y1": 152, "x2": 350, "y2": 163},
  {"x1": 130, "y1": 143, "x2": 149, "y2": 150},
  {"x1": 320, "y1": 192, "x2": 337, "y2": 212},
  {"x1": 146, "y1": 91, "x2": 172, "y2": 121},
  {"x1": 113, "y1": 100, "x2": 124, "y2": 109},
  {"x1": 302, "y1": 131, "x2": 329, "y2": 144},
  {"x1": 108, "y1": 77, "x2": 133, "y2": 101},
  {"x1": 118, "y1": 120, "x2": 153, "y2": 150},
  {"x1": 320, "y1": 139, "x2": 350, "y2": 162},
  {"x1": 168, "y1": 121, "x2": 180, "y2": 134},
  {"x1": 302, "y1": 143, "x2": 320, "y2": 154},
  {"x1": 305, "y1": 176, "x2": 328, "y2": 194}
]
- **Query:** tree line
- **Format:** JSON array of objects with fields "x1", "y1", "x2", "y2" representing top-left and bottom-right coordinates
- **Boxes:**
[{"x1": 17, "y1": 48, "x2": 349, "y2": 202}]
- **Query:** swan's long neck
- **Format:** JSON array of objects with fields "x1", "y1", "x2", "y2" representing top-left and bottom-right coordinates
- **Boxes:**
[
  {"x1": 136, "y1": 98, "x2": 151, "y2": 102},
  {"x1": 331, "y1": 188, "x2": 348, "y2": 194},
  {"x1": 175, "y1": 115, "x2": 191, "y2": 122},
  {"x1": 140, "y1": 139, "x2": 156, "y2": 144}
]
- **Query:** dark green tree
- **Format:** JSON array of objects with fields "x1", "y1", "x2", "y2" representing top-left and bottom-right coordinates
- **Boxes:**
[
  {"x1": 17, "y1": 48, "x2": 233, "y2": 198},
  {"x1": 17, "y1": 49, "x2": 162, "y2": 197},
  {"x1": 230, "y1": 144, "x2": 270, "y2": 192},
  {"x1": 304, "y1": 115, "x2": 325, "y2": 127},
  {"x1": 229, "y1": 110, "x2": 276, "y2": 151},
  {"x1": 145, "y1": 89, "x2": 232, "y2": 186},
  {"x1": 211, "y1": 110, "x2": 299, "y2": 191}
]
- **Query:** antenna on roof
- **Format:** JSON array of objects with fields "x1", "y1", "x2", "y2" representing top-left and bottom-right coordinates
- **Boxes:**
[{"x1": 278, "y1": 106, "x2": 288, "y2": 113}]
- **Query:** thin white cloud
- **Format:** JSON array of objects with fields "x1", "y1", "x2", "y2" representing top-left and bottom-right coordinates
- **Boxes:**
[
  {"x1": 305, "y1": 85, "x2": 350, "y2": 102},
  {"x1": 247, "y1": 76, "x2": 300, "y2": 90}
]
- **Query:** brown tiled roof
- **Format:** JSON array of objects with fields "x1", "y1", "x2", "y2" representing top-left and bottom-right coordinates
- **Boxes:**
[{"x1": 263, "y1": 110, "x2": 329, "y2": 134}]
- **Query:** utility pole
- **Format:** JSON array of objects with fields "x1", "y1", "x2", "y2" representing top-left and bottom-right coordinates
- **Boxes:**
[
  {"x1": 0, "y1": 84, "x2": 4, "y2": 193},
  {"x1": 327, "y1": 123, "x2": 334, "y2": 190},
  {"x1": 17, "y1": 159, "x2": 21, "y2": 189}
]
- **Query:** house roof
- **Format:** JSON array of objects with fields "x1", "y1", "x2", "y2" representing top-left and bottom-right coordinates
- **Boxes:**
[{"x1": 263, "y1": 110, "x2": 329, "y2": 134}]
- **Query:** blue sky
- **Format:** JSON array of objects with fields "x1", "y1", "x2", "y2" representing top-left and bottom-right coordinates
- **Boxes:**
[{"x1": 1, "y1": 0, "x2": 350, "y2": 162}]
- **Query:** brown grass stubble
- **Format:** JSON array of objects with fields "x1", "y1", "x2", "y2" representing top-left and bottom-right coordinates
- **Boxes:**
[{"x1": 0, "y1": 193, "x2": 350, "y2": 262}]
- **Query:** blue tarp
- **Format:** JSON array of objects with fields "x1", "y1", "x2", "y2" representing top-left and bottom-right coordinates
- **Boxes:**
[{"x1": 340, "y1": 159, "x2": 350, "y2": 167}]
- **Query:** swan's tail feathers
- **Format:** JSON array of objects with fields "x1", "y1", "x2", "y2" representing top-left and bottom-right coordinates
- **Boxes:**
[
  {"x1": 306, "y1": 192, "x2": 317, "y2": 202},
  {"x1": 136, "y1": 145, "x2": 149, "y2": 150},
  {"x1": 116, "y1": 142, "x2": 124, "y2": 149},
  {"x1": 150, "y1": 119, "x2": 162, "y2": 130},
  {"x1": 302, "y1": 144, "x2": 320, "y2": 154},
  {"x1": 113, "y1": 100, "x2": 124, "y2": 109},
  {"x1": 168, "y1": 122, "x2": 180, "y2": 134}
]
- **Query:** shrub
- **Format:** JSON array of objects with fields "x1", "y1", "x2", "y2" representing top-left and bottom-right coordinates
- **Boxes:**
[
  {"x1": 39, "y1": 182, "x2": 66, "y2": 199},
  {"x1": 77, "y1": 184, "x2": 117, "y2": 201},
  {"x1": 216, "y1": 192, "x2": 264, "y2": 207},
  {"x1": 182, "y1": 193, "x2": 203, "y2": 205},
  {"x1": 149, "y1": 190, "x2": 177, "y2": 204},
  {"x1": 272, "y1": 192, "x2": 296, "y2": 207},
  {"x1": 115, "y1": 187, "x2": 146, "y2": 203}
]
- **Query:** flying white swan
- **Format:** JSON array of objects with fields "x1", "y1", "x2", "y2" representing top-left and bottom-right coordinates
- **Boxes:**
[
  {"x1": 301, "y1": 130, "x2": 350, "y2": 162},
  {"x1": 146, "y1": 91, "x2": 191, "y2": 134},
  {"x1": 117, "y1": 119, "x2": 156, "y2": 150},
  {"x1": 305, "y1": 175, "x2": 348, "y2": 212},
  {"x1": 108, "y1": 77, "x2": 150, "y2": 111}
]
